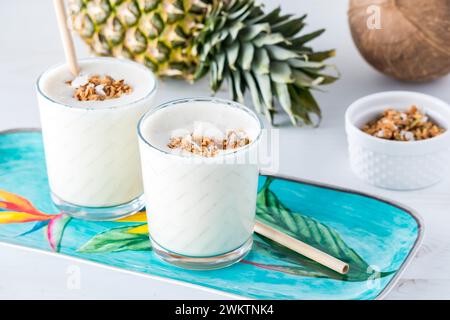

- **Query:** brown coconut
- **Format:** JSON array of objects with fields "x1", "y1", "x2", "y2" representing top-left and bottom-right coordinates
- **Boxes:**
[{"x1": 348, "y1": 0, "x2": 450, "y2": 82}]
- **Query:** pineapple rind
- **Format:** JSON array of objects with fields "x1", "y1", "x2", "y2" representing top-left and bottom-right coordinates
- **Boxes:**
[{"x1": 70, "y1": 0, "x2": 207, "y2": 80}]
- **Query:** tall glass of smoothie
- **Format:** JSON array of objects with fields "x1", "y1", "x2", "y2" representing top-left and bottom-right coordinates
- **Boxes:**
[
  {"x1": 138, "y1": 97, "x2": 262, "y2": 269},
  {"x1": 37, "y1": 57, "x2": 157, "y2": 220}
]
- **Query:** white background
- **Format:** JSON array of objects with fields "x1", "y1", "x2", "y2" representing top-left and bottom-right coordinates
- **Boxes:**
[{"x1": 1, "y1": 0, "x2": 450, "y2": 299}]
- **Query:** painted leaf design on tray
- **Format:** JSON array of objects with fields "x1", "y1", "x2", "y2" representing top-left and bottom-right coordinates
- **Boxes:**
[
  {"x1": 116, "y1": 211, "x2": 147, "y2": 223},
  {"x1": 0, "y1": 189, "x2": 56, "y2": 223},
  {"x1": 46, "y1": 214, "x2": 71, "y2": 252},
  {"x1": 127, "y1": 224, "x2": 149, "y2": 234},
  {"x1": 241, "y1": 255, "x2": 335, "y2": 279},
  {"x1": 0, "y1": 190, "x2": 70, "y2": 252},
  {"x1": 18, "y1": 220, "x2": 50, "y2": 237},
  {"x1": 0, "y1": 189, "x2": 47, "y2": 215},
  {"x1": 0, "y1": 211, "x2": 51, "y2": 224},
  {"x1": 254, "y1": 176, "x2": 394, "y2": 281},
  {"x1": 77, "y1": 225, "x2": 151, "y2": 253},
  {"x1": 251, "y1": 236, "x2": 393, "y2": 281}
]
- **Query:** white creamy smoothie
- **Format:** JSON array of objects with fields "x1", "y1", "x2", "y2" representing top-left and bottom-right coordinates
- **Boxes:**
[
  {"x1": 138, "y1": 98, "x2": 262, "y2": 266},
  {"x1": 37, "y1": 57, "x2": 156, "y2": 218}
]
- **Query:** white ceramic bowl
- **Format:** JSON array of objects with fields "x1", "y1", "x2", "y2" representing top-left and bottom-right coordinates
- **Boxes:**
[{"x1": 345, "y1": 91, "x2": 450, "y2": 190}]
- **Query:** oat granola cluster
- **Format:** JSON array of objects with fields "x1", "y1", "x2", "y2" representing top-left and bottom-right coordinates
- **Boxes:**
[
  {"x1": 168, "y1": 129, "x2": 251, "y2": 157},
  {"x1": 67, "y1": 74, "x2": 132, "y2": 101},
  {"x1": 362, "y1": 106, "x2": 445, "y2": 141}
]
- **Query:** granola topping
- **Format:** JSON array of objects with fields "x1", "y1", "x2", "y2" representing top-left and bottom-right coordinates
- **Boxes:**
[
  {"x1": 168, "y1": 128, "x2": 251, "y2": 157},
  {"x1": 66, "y1": 74, "x2": 132, "y2": 101},
  {"x1": 362, "y1": 106, "x2": 445, "y2": 141}
]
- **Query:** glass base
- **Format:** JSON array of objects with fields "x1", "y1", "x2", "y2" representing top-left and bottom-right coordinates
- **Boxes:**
[
  {"x1": 151, "y1": 237, "x2": 253, "y2": 270},
  {"x1": 51, "y1": 192, "x2": 145, "y2": 221}
]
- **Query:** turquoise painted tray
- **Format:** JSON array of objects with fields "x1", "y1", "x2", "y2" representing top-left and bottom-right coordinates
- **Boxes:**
[{"x1": 0, "y1": 129, "x2": 423, "y2": 300}]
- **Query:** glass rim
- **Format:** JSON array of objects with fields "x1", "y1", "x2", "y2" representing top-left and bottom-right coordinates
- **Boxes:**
[
  {"x1": 137, "y1": 97, "x2": 264, "y2": 159},
  {"x1": 36, "y1": 57, "x2": 158, "y2": 110}
]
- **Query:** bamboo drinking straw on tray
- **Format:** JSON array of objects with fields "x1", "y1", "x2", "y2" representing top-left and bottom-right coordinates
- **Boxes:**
[
  {"x1": 254, "y1": 220, "x2": 349, "y2": 275},
  {"x1": 53, "y1": 0, "x2": 80, "y2": 76}
]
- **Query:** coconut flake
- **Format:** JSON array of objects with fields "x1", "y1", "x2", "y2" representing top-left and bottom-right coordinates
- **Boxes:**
[
  {"x1": 400, "y1": 113, "x2": 408, "y2": 121},
  {"x1": 401, "y1": 130, "x2": 415, "y2": 141},
  {"x1": 70, "y1": 74, "x2": 89, "y2": 88},
  {"x1": 170, "y1": 128, "x2": 191, "y2": 138},
  {"x1": 192, "y1": 121, "x2": 224, "y2": 140},
  {"x1": 95, "y1": 84, "x2": 106, "y2": 96},
  {"x1": 376, "y1": 129, "x2": 385, "y2": 138}
]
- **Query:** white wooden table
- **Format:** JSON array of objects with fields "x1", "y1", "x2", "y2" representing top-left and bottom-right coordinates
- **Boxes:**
[{"x1": 1, "y1": 0, "x2": 449, "y2": 299}]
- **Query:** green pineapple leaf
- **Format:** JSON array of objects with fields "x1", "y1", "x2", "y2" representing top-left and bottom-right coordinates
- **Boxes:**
[{"x1": 194, "y1": 0, "x2": 338, "y2": 126}]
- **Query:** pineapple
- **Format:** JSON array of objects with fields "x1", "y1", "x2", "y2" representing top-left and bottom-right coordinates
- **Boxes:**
[{"x1": 69, "y1": 0, "x2": 337, "y2": 126}]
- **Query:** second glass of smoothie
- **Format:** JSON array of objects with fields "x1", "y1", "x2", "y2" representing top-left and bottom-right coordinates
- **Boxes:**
[
  {"x1": 138, "y1": 97, "x2": 262, "y2": 270},
  {"x1": 37, "y1": 57, "x2": 157, "y2": 220}
]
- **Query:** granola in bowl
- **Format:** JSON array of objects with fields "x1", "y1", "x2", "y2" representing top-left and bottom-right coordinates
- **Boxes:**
[
  {"x1": 346, "y1": 91, "x2": 450, "y2": 190},
  {"x1": 362, "y1": 106, "x2": 446, "y2": 142}
]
